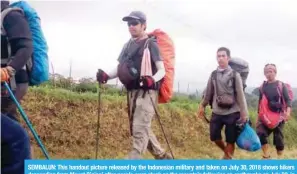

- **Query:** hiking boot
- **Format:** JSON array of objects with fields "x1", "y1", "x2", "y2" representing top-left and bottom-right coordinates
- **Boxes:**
[
  {"x1": 262, "y1": 155, "x2": 271, "y2": 160},
  {"x1": 154, "y1": 152, "x2": 173, "y2": 160},
  {"x1": 222, "y1": 150, "x2": 233, "y2": 160},
  {"x1": 222, "y1": 154, "x2": 232, "y2": 160}
]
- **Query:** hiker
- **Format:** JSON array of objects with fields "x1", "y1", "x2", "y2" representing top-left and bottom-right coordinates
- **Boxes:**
[
  {"x1": 1, "y1": 113, "x2": 32, "y2": 174},
  {"x1": 197, "y1": 47, "x2": 249, "y2": 159},
  {"x1": 256, "y1": 64, "x2": 292, "y2": 159},
  {"x1": 1, "y1": 0, "x2": 33, "y2": 122},
  {"x1": 96, "y1": 11, "x2": 173, "y2": 159}
]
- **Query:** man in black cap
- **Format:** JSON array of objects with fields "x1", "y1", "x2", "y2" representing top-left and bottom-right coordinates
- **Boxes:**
[
  {"x1": 96, "y1": 11, "x2": 172, "y2": 159},
  {"x1": 122, "y1": 11, "x2": 147, "y2": 38}
]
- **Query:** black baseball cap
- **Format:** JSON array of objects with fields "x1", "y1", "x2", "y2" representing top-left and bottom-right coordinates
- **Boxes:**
[{"x1": 122, "y1": 11, "x2": 146, "y2": 23}]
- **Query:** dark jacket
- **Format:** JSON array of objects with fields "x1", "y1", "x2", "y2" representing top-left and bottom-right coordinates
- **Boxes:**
[
  {"x1": 1, "y1": 1, "x2": 33, "y2": 83},
  {"x1": 258, "y1": 81, "x2": 292, "y2": 113},
  {"x1": 117, "y1": 37, "x2": 163, "y2": 91}
]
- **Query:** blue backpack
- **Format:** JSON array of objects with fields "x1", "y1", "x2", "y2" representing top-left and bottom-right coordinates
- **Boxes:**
[
  {"x1": 236, "y1": 121, "x2": 261, "y2": 152},
  {"x1": 1, "y1": 1, "x2": 49, "y2": 86}
]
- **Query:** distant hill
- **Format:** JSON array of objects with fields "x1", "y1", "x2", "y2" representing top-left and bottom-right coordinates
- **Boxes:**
[
  {"x1": 247, "y1": 86, "x2": 297, "y2": 101},
  {"x1": 245, "y1": 87, "x2": 256, "y2": 94}
]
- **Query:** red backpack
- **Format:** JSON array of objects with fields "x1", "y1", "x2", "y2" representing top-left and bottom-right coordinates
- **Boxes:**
[
  {"x1": 258, "y1": 81, "x2": 293, "y2": 129},
  {"x1": 147, "y1": 29, "x2": 175, "y2": 104}
]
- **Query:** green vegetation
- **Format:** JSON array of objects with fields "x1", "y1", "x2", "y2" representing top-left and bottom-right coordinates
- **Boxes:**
[{"x1": 16, "y1": 75, "x2": 297, "y2": 159}]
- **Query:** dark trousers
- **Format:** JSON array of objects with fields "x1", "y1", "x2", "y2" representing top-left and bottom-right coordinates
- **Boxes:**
[
  {"x1": 210, "y1": 112, "x2": 240, "y2": 144},
  {"x1": 1, "y1": 114, "x2": 31, "y2": 174},
  {"x1": 256, "y1": 120, "x2": 285, "y2": 151}
]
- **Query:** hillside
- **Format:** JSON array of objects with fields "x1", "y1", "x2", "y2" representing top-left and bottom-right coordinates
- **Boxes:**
[{"x1": 16, "y1": 85, "x2": 297, "y2": 160}]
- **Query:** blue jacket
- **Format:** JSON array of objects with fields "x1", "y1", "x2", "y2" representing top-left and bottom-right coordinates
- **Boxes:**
[{"x1": 1, "y1": 114, "x2": 31, "y2": 174}]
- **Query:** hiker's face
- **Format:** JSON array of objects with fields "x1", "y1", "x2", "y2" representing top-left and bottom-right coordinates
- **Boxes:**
[
  {"x1": 217, "y1": 51, "x2": 229, "y2": 67},
  {"x1": 264, "y1": 67, "x2": 276, "y2": 81},
  {"x1": 127, "y1": 20, "x2": 145, "y2": 38}
]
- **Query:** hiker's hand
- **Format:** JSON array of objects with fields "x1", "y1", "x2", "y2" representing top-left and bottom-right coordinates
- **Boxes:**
[
  {"x1": 284, "y1": 112, "x2": 291, "y2": 122},
  {"x1": 1, "y1": 67, "x2": 14, "y2": 82},
  {"x1": 140, "y1": 76, "x2": 155, "y2": 88},
  {"x1": 96, "y1": 69, "x2": 109, "y2": 84},
  {"x1": 237, "y1": 114, "x2": 247, "y2": 125},
  {"x1": 197, "y1": 105, "x2": 205, "y2": 119}
]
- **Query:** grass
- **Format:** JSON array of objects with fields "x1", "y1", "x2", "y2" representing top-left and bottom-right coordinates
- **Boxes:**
[{"x1": 16, "y1": 85, "x2": 297, "y2": 160}]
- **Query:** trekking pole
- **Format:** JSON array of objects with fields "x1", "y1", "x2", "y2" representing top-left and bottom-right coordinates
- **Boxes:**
[
  {"x1": 3, "y1": 82, "x2": 50, "y2": 159},
  {"x1": 148, "y1": 93, "x2": 175, "y2": 159},
  {"x1": 95, "y1": 82, "x2": 101, "y2": 159}
]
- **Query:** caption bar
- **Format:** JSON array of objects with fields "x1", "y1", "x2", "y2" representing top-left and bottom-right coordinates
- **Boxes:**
[{"x1": 25, "y1": 160, "x2": 297, "y2": 174}]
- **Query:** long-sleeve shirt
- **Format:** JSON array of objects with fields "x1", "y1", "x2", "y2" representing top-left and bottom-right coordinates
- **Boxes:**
[{"x1": 201, "y1": 66, "x2": 249, "y2": 116}]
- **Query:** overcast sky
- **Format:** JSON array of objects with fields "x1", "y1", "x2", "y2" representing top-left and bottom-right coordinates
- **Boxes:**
[{"x1": 23, "y1": 0, "x2": 297, "y2": 92}]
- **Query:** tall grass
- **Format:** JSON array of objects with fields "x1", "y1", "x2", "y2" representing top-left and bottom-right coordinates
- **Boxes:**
[{"x1": 17, "y1": 71, "x2": 296, "y2": 159}]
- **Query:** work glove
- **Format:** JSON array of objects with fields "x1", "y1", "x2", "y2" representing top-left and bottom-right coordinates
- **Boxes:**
[
  {"x1": 140, "y1": 76, "x2": 155, "y2": 88},
  {"x1": 96, "y1": 69, "x2": 109, "y2": 84},
  {"x1": 1, "y1": 67, "x2": 14, "y2": 82}
]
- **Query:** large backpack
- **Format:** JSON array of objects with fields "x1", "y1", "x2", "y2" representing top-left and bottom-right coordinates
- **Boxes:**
[
  {"x1": 258, "y1": 81, "x2": 293, "y2": 129},
  {"x1": 1, "y1": 1, "x2": 49, "y2": 86},
  {"x1": 228, "y1": 57, "x2": 249, "y2": 91},
  {"x1": 148, "y1": 29, "x2": 175, "y2": 104}
]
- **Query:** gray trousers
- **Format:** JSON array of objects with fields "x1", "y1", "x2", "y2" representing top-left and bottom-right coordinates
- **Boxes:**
[{"x1": 127, "y1": 89, "x2": 166, "y2": 159}]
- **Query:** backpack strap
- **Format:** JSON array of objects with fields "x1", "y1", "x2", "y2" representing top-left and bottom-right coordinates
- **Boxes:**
[
  {"x1": 276, "y1": 80, "x2": 287, "y2": 110},
  {"x1": 144, "y1": 37, "x2": 151, "y2": 49},
  {"x1": 1, "y1": 7, "x2": 25, "y2": 59},
  {"x1": 276, "y1": 80, "x2": 283, "y2": 94},
  {"x1": 141, "y1": 37, "x2": 155, "y2": 98},
  {"x1": 1, "y1": 8, "x2": 14, "y2": 59},
  {"x1": 1, "y1": 7, "x2": 24, "y2": 91},
  {"x1": 212, "y1": 69, "x2": 237, "y2": 96},
  {"x1": 232, "y1": 70, "x2": 237, "y2": 96},
  {"x1": 210, "y1": 70, "x2": 217, "y2": 92},
  {"x1": 1, "y1": 7, "x2": 23, "y2": 36},
  {"x1": 123, "y1": 39, "x2": 146, "y2": 62},
  {"x1": 122, "y1": 39, "x2": 133, "y2": 61},
  {"x1": 276, "y1": 81, "x2": 283, "y2": 99},
  {"x1": 209, "y1": 70, "x2": 217, "y2": 108}
]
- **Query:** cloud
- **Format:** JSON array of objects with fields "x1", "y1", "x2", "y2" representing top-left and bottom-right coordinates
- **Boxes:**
[{"x1": 28, "y1": 0, "x2": 297, "y2": 90}]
